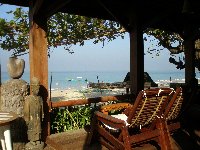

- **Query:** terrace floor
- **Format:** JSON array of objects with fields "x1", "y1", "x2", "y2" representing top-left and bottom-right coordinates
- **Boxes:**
[
  {"x1": 44, "y1": 128, "x2": 108, "y2": 150},
  {"x1": 43, "y1": 128, "x2": 160, "y2": 150},
  {"x1": 43, "y1": 124, "x2": 200, "y2": 150}
]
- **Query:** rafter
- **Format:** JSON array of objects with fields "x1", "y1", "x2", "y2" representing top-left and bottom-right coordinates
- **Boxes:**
[
  {"x1": 42, "y1": 0, "x2": 72, "y2": 18},
  {"x1": 32, "y1": 0, "x2": 45, "y2": 16},
  {"x1": 97, "y1": 0, "x2": 130, "y2": 32}
]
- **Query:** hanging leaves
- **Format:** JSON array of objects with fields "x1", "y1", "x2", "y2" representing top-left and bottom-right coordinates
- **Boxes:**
[
  {"x1": 1, "y1": 6, "x2": 200, "y2": 70},
  {"x1": 145, "y1": 28, "x2": 200, "y2": 71},
  {"x1": 0, "y1": 7, "x2": 29, "y2": 56},
  {"x1": 0, "y1": 6, "x2": 126, "y2": 56}
]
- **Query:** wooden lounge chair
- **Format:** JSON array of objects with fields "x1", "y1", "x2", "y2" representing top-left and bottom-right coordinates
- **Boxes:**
[
  {"x1": 86, "y1": 88, "x2": 175, "y2": 150},
  {"x1": 164, "y1": 87, "x2": 183, "y2": 133}
]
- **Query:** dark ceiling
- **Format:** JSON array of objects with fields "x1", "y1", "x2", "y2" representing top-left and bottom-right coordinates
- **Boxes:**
[{"x1": 1, "y1": 0, "x2": 200, "y2": 33}]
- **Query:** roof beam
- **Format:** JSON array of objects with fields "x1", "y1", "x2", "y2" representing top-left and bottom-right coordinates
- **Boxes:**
[
  {"x1": 0, "y1": 0, "x2": 29, "y2": 7},
  {"x1": 32, "y1": 0, "x2": 45, "y2": 16},
  {"x1": 97, "y1": 0, "x2": 130, "y2": 31},
  {"x1": 143, "y1": 0, "x2": 184, "y2": 32},
  {"x1": 43, "y1": 0, "x2": 72, "y2": 18}
]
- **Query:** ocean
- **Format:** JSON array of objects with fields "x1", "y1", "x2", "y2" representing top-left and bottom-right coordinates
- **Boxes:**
[{"x1": 1, "y1": 71, "x2": 200, "y2": 90}]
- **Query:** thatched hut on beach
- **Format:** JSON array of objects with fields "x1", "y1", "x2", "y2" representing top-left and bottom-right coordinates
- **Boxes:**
[{"x1": 124, "y1": 72, "x2": 158, "y2": 88}]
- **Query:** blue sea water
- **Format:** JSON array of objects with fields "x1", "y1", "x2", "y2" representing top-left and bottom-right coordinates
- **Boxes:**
[{"x1": 1, "y1": 71, "x2": 200, "y2": 90}]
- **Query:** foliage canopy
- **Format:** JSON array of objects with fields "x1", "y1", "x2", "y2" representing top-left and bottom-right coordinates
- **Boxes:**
[
  {"x1": 1, "y1": 6, "x2": 200, "y2": 70},
  {"x1": 0, "y1": 7, "x2": 126, "y2": 57}
]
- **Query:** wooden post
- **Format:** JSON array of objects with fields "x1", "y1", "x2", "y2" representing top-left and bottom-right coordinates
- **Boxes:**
[
  {"x1": 29, "y1": 4, "x2": 50, "y2": 141},
  {"x1": 184, "y1": 26, "x2": 196, "y2": 87},
  {"x1": 185, "y1": 40, "x2": 196, "y2": 85},
  {"x1": 129, "y1": 21, "x2": 144, "y2": 94}
]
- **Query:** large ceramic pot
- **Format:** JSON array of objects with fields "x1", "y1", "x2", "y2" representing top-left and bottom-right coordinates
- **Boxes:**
[{"x1": 7, "y1": 57, "x2": 25, "y2": 79}]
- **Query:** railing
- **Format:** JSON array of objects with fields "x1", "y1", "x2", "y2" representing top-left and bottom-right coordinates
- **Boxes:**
[
  {"x1": 50, "y1": 94, "x2": 135, "y2": 108},
  {"x1": 48, "y1": 93, "x2": 135, "y2": 133}
]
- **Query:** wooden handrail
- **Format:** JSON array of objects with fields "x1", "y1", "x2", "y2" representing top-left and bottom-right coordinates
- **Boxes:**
[{"x1": 50, "y1": 94, "x2": 135, "y2": 108}]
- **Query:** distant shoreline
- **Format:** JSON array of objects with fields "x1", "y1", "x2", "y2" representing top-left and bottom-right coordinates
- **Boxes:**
[
  {"x1": 49, "y1": 79, "x2": 200, "y2": 102},
  {"x1": 2, "y1": 71, "x2": 200, "y2": 91},
  {"x1": 50, "y1": 87, "x2": 126, "y2": 102}
]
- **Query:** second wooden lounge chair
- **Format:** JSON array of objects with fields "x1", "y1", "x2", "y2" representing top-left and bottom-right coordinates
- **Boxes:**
[
  {"x1": 164, "y1": 87, "x2": 183, "y2": 133},
  {"x1": 87, "y1": 88, "x2": 175, "y2": 150}
]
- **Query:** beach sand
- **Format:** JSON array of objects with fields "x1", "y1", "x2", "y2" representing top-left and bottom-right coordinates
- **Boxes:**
[
  {"x1": 50, "y1": 79, "x2": 188, "y2": 102},
  {"x1": 50, "y1": 88, "x2": 127, "y2": 102}
]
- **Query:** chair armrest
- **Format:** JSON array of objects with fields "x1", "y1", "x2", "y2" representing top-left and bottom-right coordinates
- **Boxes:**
[
  {"x1": 100, "y1": 103, "x2": 132, "y2": 114},
  {"x1": 94, "y1": 111, "x2": 127, "y2": 130}
]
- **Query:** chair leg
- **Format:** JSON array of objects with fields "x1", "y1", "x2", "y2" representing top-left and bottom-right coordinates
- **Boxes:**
[
  {"x1": 122, "y1": 127, "x2": 132, "y2": 150},
  {"x1": 85, "y1": 115, "x2": 97, "y2": 145},
  {"x1": 156, "y1": 116, "x2": 172, "y2": 150}
]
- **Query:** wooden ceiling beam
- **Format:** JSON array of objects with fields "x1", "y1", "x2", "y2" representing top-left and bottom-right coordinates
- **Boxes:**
[
  {"x1": 142, "y1": 2, "x2": 183, "y2": 32},
  {"x1": 97, "y1": 0, "x2": 131, "y2": 32},
  {"x1": 32, "y1": 0, "x2": 45, "y2": 16},
  {"x1": 0, "y1": 0, "x2": 29, "y2": 7},
  {"x1": 43, "y1": 0, "x2": 72, "y2": 18}
]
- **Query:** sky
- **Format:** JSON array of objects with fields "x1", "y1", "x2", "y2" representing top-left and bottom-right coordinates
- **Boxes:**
[{"x1": 0, "y1": 4, "x2": 181, "y2": 73}]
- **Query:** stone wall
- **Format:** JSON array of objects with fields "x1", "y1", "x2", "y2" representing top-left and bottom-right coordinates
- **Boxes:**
[{"x1": 1, "y1": 79, "x2": 29, "y2": 150}]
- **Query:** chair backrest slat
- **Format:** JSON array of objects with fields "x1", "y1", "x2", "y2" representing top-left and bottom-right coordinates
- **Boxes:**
[
  {"x1": 164, "y1": 87, "x2": 183, "y2": 121},
  {"x1": 127, "y1": 88, "x2": 174, "y2": 128}
]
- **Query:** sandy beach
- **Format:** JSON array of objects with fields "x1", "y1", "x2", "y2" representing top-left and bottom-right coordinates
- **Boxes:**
[
  {"x1": 50, "y1": 87, "x2": 127, "y2": 102},
  {"x1": 49, "y1": 82, "x2": 169, "y2": 102},
  {"x1": 49, "y1": 78, "x2": 200, "y2": 102}
]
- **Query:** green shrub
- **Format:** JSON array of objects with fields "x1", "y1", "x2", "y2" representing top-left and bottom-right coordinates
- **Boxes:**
[
  {"x1": 50, "y1": 105, "x2": 99, "y2": 134},
  {"x1": 50, "y1": 99, "x2": 131, "y2": 134}
]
